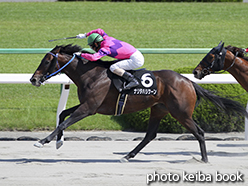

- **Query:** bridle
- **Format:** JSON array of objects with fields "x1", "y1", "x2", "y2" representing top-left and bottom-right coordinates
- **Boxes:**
[
  {"x1": 200, "y1": 48, "x2": 237, "y2": 76},
  {"x1": 40, "y1": 52, "x2": 76, "y2": 83}
]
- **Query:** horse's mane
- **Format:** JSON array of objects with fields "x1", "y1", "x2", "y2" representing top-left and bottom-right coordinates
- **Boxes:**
[
  {"x1": 52, "y1": 44, "x2": 82, "y2": 55},
  {"x1": 52, "y1": 44, "x2": 116, "y2": 68},
  {"x1": 225, "y1": 45, "x2": 248, "y2": 61}
]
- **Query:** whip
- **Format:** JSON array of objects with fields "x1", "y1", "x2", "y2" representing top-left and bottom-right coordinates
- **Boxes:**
[{"x1": 48, "y1": 36, "x2": 77, "y2": 42}]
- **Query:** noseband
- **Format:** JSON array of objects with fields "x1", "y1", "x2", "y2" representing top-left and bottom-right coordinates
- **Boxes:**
[{"x1": 41, "y1": 52, "x2": 76, "y2": 82}]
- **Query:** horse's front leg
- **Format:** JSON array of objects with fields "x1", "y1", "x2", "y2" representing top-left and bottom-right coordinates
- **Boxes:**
[
  {"x1": 34, "y1": 127, "x2": 62, "y2": 148},
  {"x1": 56, "y1": 105, "x2": 80, "y2": 149},
  {"x1": 34, "y1": 104, "x2": 91, "y2": 148}
]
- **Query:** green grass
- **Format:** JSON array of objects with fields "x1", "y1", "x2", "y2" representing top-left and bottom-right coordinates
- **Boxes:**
[{"x1": 0, "y1": 2, "x2": 248, "y2": 131}]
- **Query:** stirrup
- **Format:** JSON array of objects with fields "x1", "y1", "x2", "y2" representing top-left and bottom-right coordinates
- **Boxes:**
[{"x1": 123, "y1": 80, "x2": 139, "y2": 90}]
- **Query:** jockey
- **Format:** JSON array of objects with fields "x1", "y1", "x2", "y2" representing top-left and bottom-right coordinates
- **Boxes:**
[
  {"x1": 75, "y1": 28, "x2": 144, "y2": 91},
  {"x1": 245, "y1": 48, "x2": 248, "y2": 53}
]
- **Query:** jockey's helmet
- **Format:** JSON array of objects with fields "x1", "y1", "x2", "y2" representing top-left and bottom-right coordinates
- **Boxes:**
[{"x1": 87, "y1": 33, "x2": 104, "y2": 46}]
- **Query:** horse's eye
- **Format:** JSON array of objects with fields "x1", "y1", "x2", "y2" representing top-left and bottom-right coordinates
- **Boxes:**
[
  {"x1": 208, "y1": 55, "x2": 214, "y2": 62},
  {"x1": 45, "y1": 60, "x2": 50, "y2": 65}
]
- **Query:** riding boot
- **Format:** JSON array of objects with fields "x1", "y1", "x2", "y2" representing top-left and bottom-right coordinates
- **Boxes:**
[{"x1": 122, "y1": 71, "x2": 139, "y2": 90}]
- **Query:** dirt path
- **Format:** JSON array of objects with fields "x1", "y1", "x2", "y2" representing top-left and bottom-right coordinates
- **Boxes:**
[{"x1": 0, "y1": 140, "x2": 247, "y2": 186}]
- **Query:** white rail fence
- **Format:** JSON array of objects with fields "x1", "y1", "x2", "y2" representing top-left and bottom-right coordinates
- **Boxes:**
[
  {"x1": 0, "y1": 73, "x2": 247, "y2": 140},
  {"x1": 0, "y1": 73, "x2": 73, "y2": 129}
]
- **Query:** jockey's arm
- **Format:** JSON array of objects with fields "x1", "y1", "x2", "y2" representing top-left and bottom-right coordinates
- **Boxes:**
[
  {"x1": 86, "y1": 28, "x2": 108, "y2": 37},
  {"x1": 81, "y1": 48, "x2": 109, "y2": 61}
]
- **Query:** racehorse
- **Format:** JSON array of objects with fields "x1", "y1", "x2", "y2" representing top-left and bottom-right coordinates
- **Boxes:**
[
  {"x1": 30, "y1": 44, "x2": 248, "y2": 163},
  {"x1": 193, "y1": 41, "x2": 248, "y2": 92}
]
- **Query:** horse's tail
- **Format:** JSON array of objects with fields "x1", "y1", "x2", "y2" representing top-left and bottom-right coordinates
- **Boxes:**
[{"x1": 192, "y1": 81, "x2": 248, "y2": 118}]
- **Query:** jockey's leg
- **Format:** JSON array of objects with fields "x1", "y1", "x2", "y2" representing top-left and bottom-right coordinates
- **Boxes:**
[
  {"x1": 110, "y1": 50, "x2": 144, "y2": 91},
  {"x1": 111, "y1": 67, "x2": 139, "y2": 91},
  {"x1": 122, "y1": 71, "x2": 139, "y2": 90}
]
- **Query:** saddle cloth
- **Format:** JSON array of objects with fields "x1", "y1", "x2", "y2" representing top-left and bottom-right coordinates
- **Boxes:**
[
  {"x1": 112, "y1": 69, "x2": 157, "y2": 95},
  {"x1": 113, "y1": 69, "x2": 157, "y2": 116}
]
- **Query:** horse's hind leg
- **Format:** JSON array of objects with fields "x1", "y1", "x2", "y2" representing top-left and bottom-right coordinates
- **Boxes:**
[
  {"x1": 122, "y1": 103, "x2": 168, "y2": 162},
  {"x1": 193, "y1": 122, "x2": 208, "y2": 162},
  {"x1": 174, "y1": 115, "x2": 208, "y2": 163},
  {"x1": 185, "y1": 119, "x2": 207, "y2": 162},
  {"x1": 56, "y1": 104, "x2": 80, "y2": 149},
  {"x1": 166, "y1": 82, "x2": 208, "y2": 162}
]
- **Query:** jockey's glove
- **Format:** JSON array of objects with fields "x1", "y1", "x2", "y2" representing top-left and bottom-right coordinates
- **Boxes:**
[
  {"x1": 76, "y1": 33, "x2": 87, "y2": 39},
  {"x1": 73, "y1": 52, "x2": 88, "y2": 64},
  {"x1": 74, "y1": 52, "x2": 82, "y2": 57}
]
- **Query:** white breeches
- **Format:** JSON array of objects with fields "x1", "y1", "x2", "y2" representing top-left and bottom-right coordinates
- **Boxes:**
[{"x1": 109, "y1": 50, "x2": 144, "y2": 72}]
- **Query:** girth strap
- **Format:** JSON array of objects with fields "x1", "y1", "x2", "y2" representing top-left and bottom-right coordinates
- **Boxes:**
[{"x1": 115, "y1": 93, "x2": 128, "y2": 116}]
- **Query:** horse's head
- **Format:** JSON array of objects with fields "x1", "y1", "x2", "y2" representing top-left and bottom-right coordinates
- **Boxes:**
[
  {"x1": 30, "y1": 44, "x2": 82, "y2": 87},
  {"x1": 193, "y1": 41, "x2": 227, "y2": 79},
  {"x1": 30, "y1": 46, "x2": 61, "y2": 87}
]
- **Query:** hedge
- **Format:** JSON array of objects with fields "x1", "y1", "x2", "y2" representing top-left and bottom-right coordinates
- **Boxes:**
[{"x1": 113, "y1": 67, "x2": 248, "y2": 133}]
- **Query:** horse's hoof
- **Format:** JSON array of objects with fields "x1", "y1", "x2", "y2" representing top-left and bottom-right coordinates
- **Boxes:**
[
  {"x1": 120, "y1": 157, "x2": 129, "y2": 163},
  {"x1": 34, "y1": 142, "x2": 43, "y2": 148},
  {"x1": 56, "y1": 140, "x2": 63, "y2": 149},
  {"x1": 202, "y1": 158, "x2": 208, "y2": 163}
]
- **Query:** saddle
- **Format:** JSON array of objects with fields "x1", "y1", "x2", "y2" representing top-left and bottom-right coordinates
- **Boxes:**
[{"x1": 112, "y1": 69, "x2": 157, "y2": 116}]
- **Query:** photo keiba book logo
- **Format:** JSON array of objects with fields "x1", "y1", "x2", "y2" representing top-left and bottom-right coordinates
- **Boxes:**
[{"x1": 146, "y1": 171, "x2": 244, "y2": 184}]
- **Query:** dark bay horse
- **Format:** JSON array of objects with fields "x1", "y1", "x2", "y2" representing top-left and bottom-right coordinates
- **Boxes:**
[
  {"x1": 193, "y1": 41, "x2": 248, "y2": 92},
  {"x1": 30, "y1": 44, "x2": 248, "y2": 163}
]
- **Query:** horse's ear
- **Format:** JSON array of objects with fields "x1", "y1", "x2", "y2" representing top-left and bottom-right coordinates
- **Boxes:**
[
  {"x1": 216, "y1": 41, "x2": 224, "y2": 52},
  {"x1": 54, "y1": 45, "x2": 61, "y2": 53},
  {"x1": 218, "y1": 41, "x2": 223, "y2": 46},
  {"x1": 220, "y1": 42, "x2": 224, "y2": 51}
]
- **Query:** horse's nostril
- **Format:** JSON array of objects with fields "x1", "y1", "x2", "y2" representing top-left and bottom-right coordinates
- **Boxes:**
[
  {"x1": 193, "y1": 70, "x2": 197, "y2": 75},
  {"x1": 30, "y1": 78, "x2": 36, "y2": 84}
]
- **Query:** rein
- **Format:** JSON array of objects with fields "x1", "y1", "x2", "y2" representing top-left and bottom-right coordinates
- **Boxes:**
[{"x1": 45, "y1": 52, "x2": 76, "y2": 79}]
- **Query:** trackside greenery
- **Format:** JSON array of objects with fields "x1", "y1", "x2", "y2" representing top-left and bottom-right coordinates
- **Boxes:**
[
  {"x1": 118, "y1": 67, "x2": 248, "y2": 133},
  {"x1": 0, "y1": 2, "x2": 248, "y2": 132}
]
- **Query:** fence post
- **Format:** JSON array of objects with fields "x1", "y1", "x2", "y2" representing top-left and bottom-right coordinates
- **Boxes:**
[
  {"x1": 56, "y1": 84, "x2": 70, "y2": 143},
  {"x1": 56, "y1": 84, "x2": 70, "y2": 127}
]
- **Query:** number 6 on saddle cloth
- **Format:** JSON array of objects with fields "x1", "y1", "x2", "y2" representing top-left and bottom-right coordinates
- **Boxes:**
[{"x1": 113, "y1": 69, "x2": 157, "y2": 116}]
